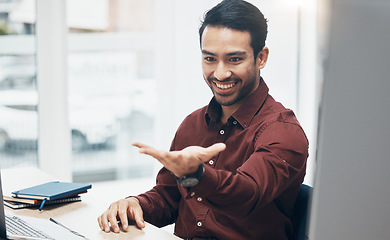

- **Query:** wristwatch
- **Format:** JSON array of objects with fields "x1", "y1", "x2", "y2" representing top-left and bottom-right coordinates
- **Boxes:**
[{"x1": 176, "y1": 164, "x2": 204, "y2": 188}]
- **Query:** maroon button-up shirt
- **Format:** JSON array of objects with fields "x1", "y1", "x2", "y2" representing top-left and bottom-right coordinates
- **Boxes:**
[{"x1": 136, "y1": 79, "x2": 308, "y2": 239}]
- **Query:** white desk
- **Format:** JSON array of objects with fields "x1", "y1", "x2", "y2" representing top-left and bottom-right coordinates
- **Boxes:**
[{"x1": 1, "y1": 167, "x2": 180, "y2": 240}]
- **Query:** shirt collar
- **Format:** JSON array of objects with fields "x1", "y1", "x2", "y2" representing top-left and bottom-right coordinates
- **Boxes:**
[{"x1": 205, "y1": 77, "x2": 269, "y2": 128}]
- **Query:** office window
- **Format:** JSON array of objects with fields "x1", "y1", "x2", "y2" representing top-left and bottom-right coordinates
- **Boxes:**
[
  {"x1": 69, "y1": 0, "x2": 156, "y2": 182},
  {"x1": 0, "y1": 0, "x2": 317, "y2": 185},
  {"x1": 68, "y1": 0, "x2": 319, "y2": 183},
  {"x1": 0, "y1": 0, "x2": 38, "y2": 168}
]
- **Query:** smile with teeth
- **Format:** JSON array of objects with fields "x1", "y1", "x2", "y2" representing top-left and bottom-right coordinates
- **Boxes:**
[{"x1": 215, "y1": 82, "x2": 235, "y2": 89}]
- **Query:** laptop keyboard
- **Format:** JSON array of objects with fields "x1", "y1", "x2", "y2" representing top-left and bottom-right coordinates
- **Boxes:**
[{"x1": 5, "y1": 215, "x2": 54, "y2": 239}]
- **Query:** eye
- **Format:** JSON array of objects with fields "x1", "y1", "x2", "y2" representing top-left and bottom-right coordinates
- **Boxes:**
[
  {"x1": 204, "y1": 56, "x2": 215, "y2": 62},
  {"x1": 230, "y1": 57, "x2": 242, "y2": 63}
]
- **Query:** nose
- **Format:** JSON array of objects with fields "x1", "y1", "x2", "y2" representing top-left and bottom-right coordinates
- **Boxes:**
[{"x1": 214, "y1": 62, "x2": 232, "y2": 81}]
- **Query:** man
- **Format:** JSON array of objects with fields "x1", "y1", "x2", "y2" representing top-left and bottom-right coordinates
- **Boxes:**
[{"x1": 98, "y1": 0, "x2": 308, "y2": 239}]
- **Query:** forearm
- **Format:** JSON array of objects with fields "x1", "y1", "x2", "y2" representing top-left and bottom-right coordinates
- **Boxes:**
[
  {"x1": 189, "y1": 148, "x2": 307, "y2": 218},
  {"x1": 186, "y1": 165, "x2": 259, "y2": 218},
  {"x1": 133, "y1": 168, "x2": 181, "y2": 227}
]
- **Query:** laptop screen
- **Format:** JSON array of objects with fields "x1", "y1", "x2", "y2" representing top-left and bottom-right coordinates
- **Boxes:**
[{"x1": 0, "y1": 171, "x2": 9, "y2": 239}]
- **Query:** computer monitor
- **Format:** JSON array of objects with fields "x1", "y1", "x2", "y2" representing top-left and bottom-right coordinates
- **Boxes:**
[{"x1": 308, "y1": 0, "x2": 390, "y2": 239}]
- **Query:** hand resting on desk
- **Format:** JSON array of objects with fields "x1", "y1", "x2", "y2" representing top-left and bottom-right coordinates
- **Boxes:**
[{"x1": 97, "y1": 197, "x2": 145, "y2": 233}]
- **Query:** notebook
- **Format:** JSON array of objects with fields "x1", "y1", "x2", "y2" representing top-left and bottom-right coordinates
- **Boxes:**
[
  {"x1": 11, "y1": 181, "x2": 91, "y2": 211},
  {"x1": 4, "y1": 195, "x2": 82, "y2": 210},
  {"x1": 0, "y1": 171, "x2": 85, "y2": 240},
  {"x1": 12, "y1": 182, "x2": 91, "y2": 201}
]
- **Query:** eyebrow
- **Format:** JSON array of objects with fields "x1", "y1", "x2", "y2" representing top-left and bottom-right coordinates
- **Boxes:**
[
  {"x1": 227, "y1": 51, "x2": 247, "y2": 56},
  {"x1": 202, "y1": 50, "x2": 216, "y2": 56},
  {"x1": 202, "y1": 50, "x2": 247, "y2": 56}
]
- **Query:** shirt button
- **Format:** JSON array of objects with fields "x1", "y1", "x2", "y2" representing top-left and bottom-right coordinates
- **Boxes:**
[
  {"x1": 197, "y1": 222, "x2": 202, "y2": 227},
  {"x1": 220, "y1": 129, "x2": 225, "y2": 135},
  {"x1": 233, "y1": 120, "x2": 238, "y2": 125},
  {"x1": 209, "y1": 160, "x2": 214, "y2": 165},
  {"x1": 190, "y1": 192, "x2": 195, "y2": 197},
  {"x1": 197, "y1": 197, "x2": 202, "y2": 202}
]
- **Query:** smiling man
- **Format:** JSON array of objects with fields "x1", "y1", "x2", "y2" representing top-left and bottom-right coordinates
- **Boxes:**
[
  {"x1": 98, "y1": 0, "x2": 308, "y2": 239},
  {"x1": 201, "y1": 25, "x2": 269, "y2": 124}
]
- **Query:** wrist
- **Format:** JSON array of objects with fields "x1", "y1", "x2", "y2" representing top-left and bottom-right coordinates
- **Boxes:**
[
  {"x1": 126, "y1": 197, "x2": 140, "y2": 204},
  {"x1": 176, "y1": 164, "x2": 204, "y2": 188}
]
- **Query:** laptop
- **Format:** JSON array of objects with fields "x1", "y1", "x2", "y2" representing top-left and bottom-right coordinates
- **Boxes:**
[{"x1": 0, "y1": 171, "x2": 84, "y2": 240}]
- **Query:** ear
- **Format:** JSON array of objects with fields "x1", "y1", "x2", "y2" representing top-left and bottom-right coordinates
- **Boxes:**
[{"x1": 256, "y1": 46, "x2": 269, "y2": 70}]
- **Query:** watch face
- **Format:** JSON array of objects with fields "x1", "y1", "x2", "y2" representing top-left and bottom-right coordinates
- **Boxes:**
[
  {"x1": 177, "y1": 164, "x2": 204, "y2": 187},
  {"x1": 180, "y1": 178, "x2": 199, "y2": 188}
]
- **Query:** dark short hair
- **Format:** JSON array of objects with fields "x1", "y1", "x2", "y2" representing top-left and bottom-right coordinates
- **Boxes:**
[{"x1": 199, "y1": 0, "x2": 268, "y2": 57}]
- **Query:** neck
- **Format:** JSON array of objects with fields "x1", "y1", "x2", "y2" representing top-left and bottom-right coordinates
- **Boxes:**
[{"x1": 220, "y1": 105, "x2": 240, "y2": 124}]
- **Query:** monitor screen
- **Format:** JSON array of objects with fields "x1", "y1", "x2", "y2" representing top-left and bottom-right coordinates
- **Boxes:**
[{"x1": 309, "y1": 1, "x2": 390, "y2": 239}]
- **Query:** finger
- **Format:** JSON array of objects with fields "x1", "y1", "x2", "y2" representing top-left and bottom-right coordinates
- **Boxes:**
[
  {"x1": 126, "y1": 197, "x2": 145, "y2": 229},
  {"x1": 117, "y1": 205, "x2": 129, "y2": 231},
  {"x1": 133, "y1": 207, "x2": 145, "y2": 229},
  {"x1": 133, "y1": 142, "x2": 168, "y2": 163},
  {"x1": 107, "y1": 211, "x2": 120, "y2": 233},
  {"x1": 97, "y1": 215, "x2": 106, "y2": 231},
  {"x1": 98, "y1": 212, "x2": 110, "y2": 232},
  {"x1": 132, "y1": 142, "x2": 150, "y2": 149},
  {"x1": 132, "y1": 142, "x2": 158, "y2": 156}
]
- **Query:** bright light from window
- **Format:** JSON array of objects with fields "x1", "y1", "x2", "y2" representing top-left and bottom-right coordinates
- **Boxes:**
[{"x1": 282, "y1": 0, "x2": 304, "y2": 6}]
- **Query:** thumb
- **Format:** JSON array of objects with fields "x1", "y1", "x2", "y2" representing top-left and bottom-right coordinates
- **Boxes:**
[{"x1": 205, "y1": 143, "x2": 226, "y2": 157}]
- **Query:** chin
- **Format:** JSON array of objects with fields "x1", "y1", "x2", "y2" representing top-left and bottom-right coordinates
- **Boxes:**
[{"x1": 215, "y1": 96, "x2": 238, "y2": 107}]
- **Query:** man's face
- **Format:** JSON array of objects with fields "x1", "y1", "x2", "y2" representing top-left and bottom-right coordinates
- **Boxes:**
[{"x1": 201, "y1": 26, "x2": 266, "y2": 107}]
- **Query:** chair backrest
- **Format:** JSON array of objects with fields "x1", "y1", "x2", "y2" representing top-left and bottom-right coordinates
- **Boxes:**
[{"x1": 292, "y1": 184, "x2": 313, "y2": 240}]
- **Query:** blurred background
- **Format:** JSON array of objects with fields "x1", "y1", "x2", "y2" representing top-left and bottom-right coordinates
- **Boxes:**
[{"x1": 0, "y1": 0, "x2": 319, "y2": 184}]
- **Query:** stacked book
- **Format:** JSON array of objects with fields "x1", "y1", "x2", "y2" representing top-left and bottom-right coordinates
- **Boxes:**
[{"x1": 4, "y1": 181, "x2": 92, "y2": 210}]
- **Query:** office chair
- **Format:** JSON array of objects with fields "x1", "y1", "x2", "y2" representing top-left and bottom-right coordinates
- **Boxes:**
[{"x1": 292, "y1": 184, "x2": 312, "y2": 240}]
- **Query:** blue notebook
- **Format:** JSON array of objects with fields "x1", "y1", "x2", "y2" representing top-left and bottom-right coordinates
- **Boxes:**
[{"x1": 11, "y1": 181, "x2": 92, "y2": 210}]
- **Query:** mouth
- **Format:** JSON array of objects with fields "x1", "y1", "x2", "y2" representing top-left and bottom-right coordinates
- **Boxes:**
[{"x1": 214, "y1": 81, "x2": 236, "y2": 90}]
